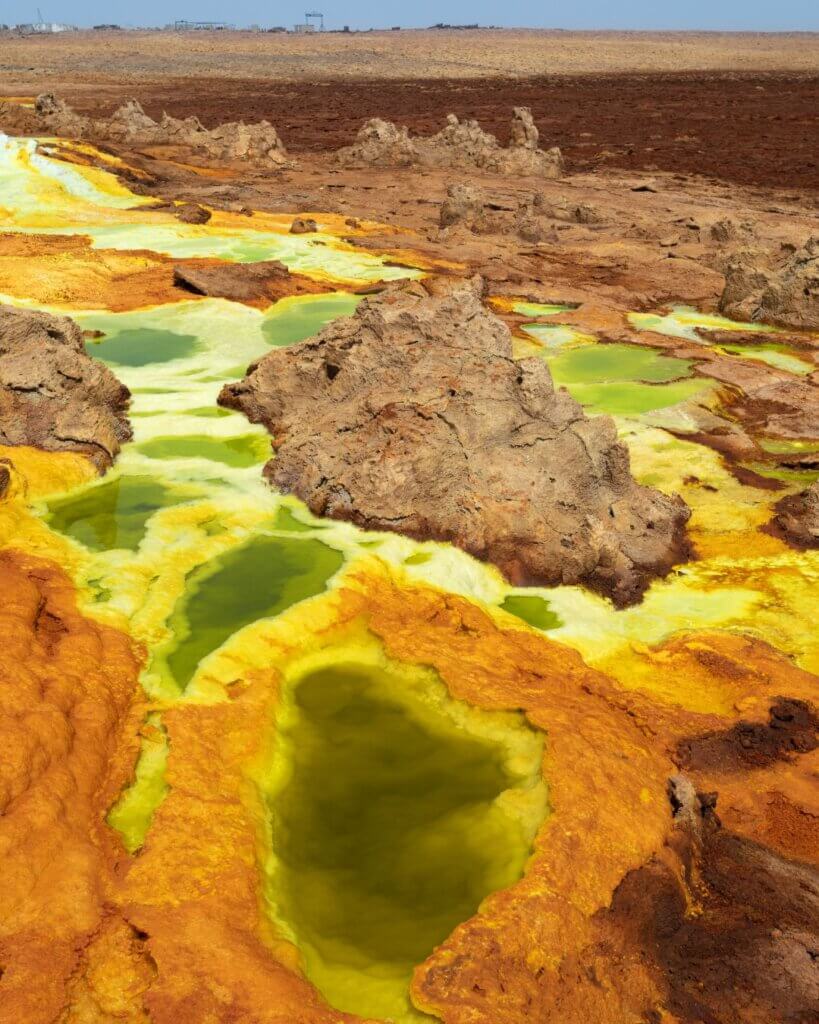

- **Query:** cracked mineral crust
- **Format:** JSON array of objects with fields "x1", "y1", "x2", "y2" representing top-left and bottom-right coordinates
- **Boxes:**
[
  {"x1": 0, "y1": 303, "x2": 132, "y2": 468},
  {"x1": 220, "y1": 278, "x2": 691, "y2": 605}
]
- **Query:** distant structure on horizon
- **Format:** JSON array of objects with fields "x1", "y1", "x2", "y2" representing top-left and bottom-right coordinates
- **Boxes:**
[
  {"x1": 11, "y1": 21, "x2": 75, "y2": 33},
  {"x1": 170, "y1": 20, "x2": 234, "y2": 30}
]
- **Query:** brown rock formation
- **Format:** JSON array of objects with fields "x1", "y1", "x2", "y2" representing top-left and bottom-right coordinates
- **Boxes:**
[
  {"x1": 533, "y1": 193, "x2": 605, "y2": 224},
  {"x1": 289, "y1": 216, "x2": 318, "y2": 234},
  {"x1": 720, "y1": 236, "x2": 819, "y2": 331},
  {"x1": 172, "y1": 260, "x2": 331, "y2": 305},
  {"x1": 0, "y1": 304, "x2": 131, "y2": 469},
  {"x1": 174, "y1": 203, "x2": 211, "y2": 225},
  {"x1": 31, "y1": 93, "x2": 291, "y2": 168},
  {"x1": 220, "y1": 278, "x2": 690, "y2": 605},
  {"x1": 589, "y1": 777, "x2": 819, "y2": 1024},
  {"x1": 337, "y1": 107, "x2": 563, "y2": 178},
  {"x1": 438, "y1": 183, "x2": 487, "y2": 230},
  {"x1": 767, "y1": 481, "x2": 819, "y2": 548}
]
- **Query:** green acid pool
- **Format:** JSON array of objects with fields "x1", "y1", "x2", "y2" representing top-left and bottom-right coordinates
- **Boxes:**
[{"x1": 264, "y1": 658, "x2": 547, "y2": 1023}]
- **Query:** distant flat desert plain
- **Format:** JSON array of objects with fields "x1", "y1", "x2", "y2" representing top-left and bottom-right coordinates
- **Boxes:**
[
  {"x1": 0, "y1": 28, "x2": 818, "y2": 80},
  {"x1": 2, "y1": 30, "x2": 818, "y2": 190}
]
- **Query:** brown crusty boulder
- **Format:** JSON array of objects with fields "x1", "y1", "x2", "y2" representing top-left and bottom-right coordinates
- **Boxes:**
[
  {"x1": 172, "y1": 260, "x2": 330, "y2": 304},
  {"x1": 219, "y1": 278, "x2": 690, "y2": 606},
  {"x1": 0, "y1": 304, "x2": 131, "y2": 469},
  {"x1": 768, "y1": 481, "x2": 819, "y2": 549},
  {"x1": 720, "y1": 236, "x2": 819, "y2": 331}
]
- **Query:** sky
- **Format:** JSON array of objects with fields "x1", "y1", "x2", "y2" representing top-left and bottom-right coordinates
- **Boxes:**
[{"x1": 4, "y1": 0, "x2": 818, "y2": 31}]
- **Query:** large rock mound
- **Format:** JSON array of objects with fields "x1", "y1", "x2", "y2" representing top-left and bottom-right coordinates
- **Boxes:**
[
  {"x1": 337, "y1": 107, "x2": 563, "y2": 179},
  {"x1": 220, "y1": 278, "x2": 690, "y2": 605},
  {"x1": 32, "y1": 93, "x2": 290, "y2": 168},
  {"x1": 0, "y1": 304, "x2": 131, "y2": 468},
  {"x1": 719, "y1": 236, "x2": 819, "y2": 331}
]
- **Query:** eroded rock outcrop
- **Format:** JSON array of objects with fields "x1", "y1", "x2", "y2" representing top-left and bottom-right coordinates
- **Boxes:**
[
  {"x1": 220, "y1": 278, "x2": 690, "y2": 605},
  {"x1": 0, "y1": 304, "x2": 131, "y2": 468},
  {"x1": 31, "y1": 93, "x2": 291, "y2": 168},
  {"x1": 337, "y1": 107, "x2": 563, "y2": 179},
  {"x1": 594, "y1": 776, "x2": 819, "y2": 1024},
  {"x1": 720, "y1": 236, "x2": 819, "y2": 331},
  {"x1": 439, "y1": 183, "x2": 489, "y2": 230}
]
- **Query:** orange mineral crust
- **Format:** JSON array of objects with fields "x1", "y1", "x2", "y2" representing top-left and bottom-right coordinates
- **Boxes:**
[
  {"x1": 113, "y1": 570, "x2": 673, "y2": 1024},
  {"x1": 0, "y1": 557, "x2": 817, "y2": 1023},
  {"x1": 0, "y1": 232, "x2": 337, "y2": 312},
  {"x1": 0, "y1": 548, "x2": 145, "y2": 1022}
]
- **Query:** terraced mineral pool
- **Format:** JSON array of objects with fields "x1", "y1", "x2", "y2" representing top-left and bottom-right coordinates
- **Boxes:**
[
  {"x1": 630, "y1": 306, "x2": 817, "y2": 376},
  {"x1": 263, "y1": 654, "x2": 546, "y2": 1022},
  {"x1": 538, "y1": 340, "x2": 713, "y2": 416}
]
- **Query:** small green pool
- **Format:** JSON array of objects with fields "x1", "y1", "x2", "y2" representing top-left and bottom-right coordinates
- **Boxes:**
[
  {"x1": 87, "y1": 328, "x2": 200, "y2": 367},
  {"x1": 160, "y1": 534, "x2": 344, "y2": 690},
  {"x1": 45, "y1": 474, "x2": 194, "y2": 552}
]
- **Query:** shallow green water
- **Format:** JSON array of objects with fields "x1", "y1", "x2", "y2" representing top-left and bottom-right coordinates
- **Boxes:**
[
  {"x1": 629, "y1": 306, "x2": 816, "y2": 376},
  {"x1": 137, "y1": 433, "x2": 271, "y2": 468},
  {"x1": 267, "y1": 662, "x2": 545, "y2": 1022},
  {"x1": 88, "y1": 327, "x2": 200, "y2": 367},
  {"x1": 551, "y1": 342, "x2": 693, "y2": 384},
  {"x1": 512, "y1": 300, "x2": 576, "y2": 317},
  {"x1": 45, "y1": 474, "x2": 195, "y2": 552},
  {"x1": 501, "y1": 594, "x2": 562, "y2": 631},
  {"x1": 540, "y1": 341, "x2": 712, "y2": 416},
  {"x1": 718, "y1": 342, "x2": 814, "y2": 376},
  {"x1": 262, "y1": 293, "x2": 361, "y2": 347},
  {"x1": 162, "y1": 535, "x2": 344, "y2": 690}
]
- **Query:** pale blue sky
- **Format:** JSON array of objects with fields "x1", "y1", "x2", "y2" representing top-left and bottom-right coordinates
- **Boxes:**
[{"x1": 5, "y1": 1, "x2": 819, "y2": 31}]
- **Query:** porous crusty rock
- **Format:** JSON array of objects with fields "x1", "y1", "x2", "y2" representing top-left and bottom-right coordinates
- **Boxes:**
[
  {"x1": 290, "y1": 217, "x2": 318, "y2": 234},
  {"x1": 533, "y1": 194, "x2": 605, "y2": 224},
  {"x1": 175, "y1": 203, "x2": 211, "y2": 225},
  {"x1": 31, "y1": 93, "x2": 291, "y2": 168},
  {"x1": 439, "y1": 183, "x2": 486, "y2": 229},
  {"x1": 34, "y1": 91, "x2": 92, "y2": 136},
  {"x1": 0, "y1": 304, "x2": 131, "y2": 468},
  {"x1": 720, "y1": 236, "x2": 819, "y2": 331},
  {"x1": 508, "y1": 106, "x2": 540, "y2": 149},
  {"x1": 768, "y1": 481, "x2": 819, "y2": 549},
  {"x1": 220, "y1": 278, "x2": 690, "y2": 605},
  {"x1": 337, "y1": 108, "x2": 563, "y2": 179},
  {"x1": 334, "y1": 117, "x2": 420, "y2": 167}
]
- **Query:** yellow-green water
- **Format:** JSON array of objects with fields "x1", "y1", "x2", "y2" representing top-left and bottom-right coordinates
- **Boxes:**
[{"x1": 261, "y1": 649, "x2": 547, "y2": 1023}]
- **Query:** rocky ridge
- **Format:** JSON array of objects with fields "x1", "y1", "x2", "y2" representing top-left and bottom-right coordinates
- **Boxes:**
[
  {"x1": 336, "y1": 107, "x2": 564, "y2": 178},
  {"x1": 32, "y1": 93, "x2": 291, "y2": 168},
  {"x1": 220, "y1": 278, "x2": 690, "y2": 606}
]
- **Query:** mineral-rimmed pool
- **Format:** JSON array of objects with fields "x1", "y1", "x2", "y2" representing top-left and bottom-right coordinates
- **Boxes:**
[{"x1": 263, "y1": 654, "x2": 547, "y2": 1022}]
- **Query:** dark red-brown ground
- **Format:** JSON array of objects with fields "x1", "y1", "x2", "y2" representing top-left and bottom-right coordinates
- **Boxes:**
[{"x1": 69, "y1": 72, "x2": 819, "y2": 193}]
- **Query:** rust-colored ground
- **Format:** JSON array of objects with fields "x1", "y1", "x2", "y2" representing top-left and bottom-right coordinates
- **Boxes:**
[{"x1": 4, "y1": 71, "x2": 818, "y2": 191}]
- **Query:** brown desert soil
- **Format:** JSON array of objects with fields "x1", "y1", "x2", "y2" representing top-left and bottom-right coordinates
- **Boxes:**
[{"x1": 4, "y1": 72, "x2": 818, "y2": 191}]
